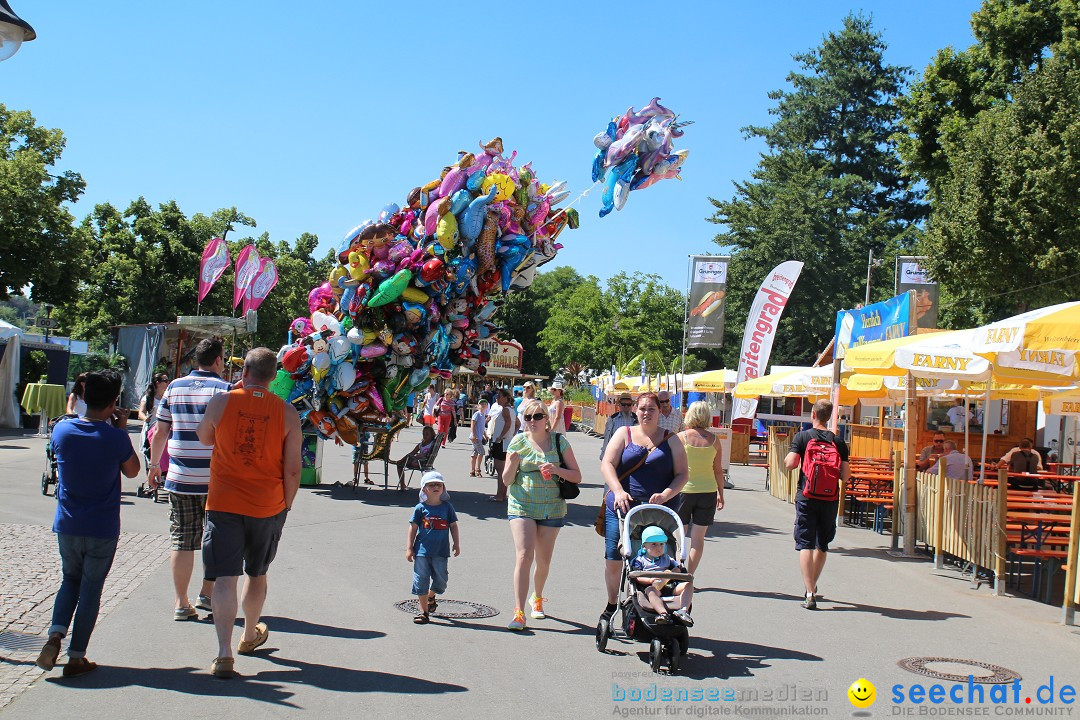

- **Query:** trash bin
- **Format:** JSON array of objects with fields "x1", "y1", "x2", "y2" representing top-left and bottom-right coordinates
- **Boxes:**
[{"x1": 300, "y1": 431, "x2": 323, "y2": 486}]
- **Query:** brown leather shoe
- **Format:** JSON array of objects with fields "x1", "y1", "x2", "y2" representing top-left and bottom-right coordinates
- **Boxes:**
[
  {"x1": 211, "y1": 656, "x2": 234, "y2": 678},
  {"x1": 237, "y1": 622, "x2": 269, "y2": 654},
  {"x1": 63, "y1": 658, "x2": 98, "y2": 678}
]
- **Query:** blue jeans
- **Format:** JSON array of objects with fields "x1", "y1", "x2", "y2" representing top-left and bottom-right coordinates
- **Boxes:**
[{"x1": 49, "y1": 534, "x2": 118, "y2": 658}]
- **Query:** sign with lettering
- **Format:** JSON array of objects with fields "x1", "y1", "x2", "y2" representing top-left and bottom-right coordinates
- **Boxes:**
[
  {"x1": 478, "y1": 338, "x2": 523, "y2": 371},
  {"x1": 834, "y1": 293, "x2": 912, "y2": 360},
  {"x1": 896, "y1": 256, "x2": 938, "y2": 328},
  {"x1": 687, "y1": 255, "x2": 729, "y2": 349},
  {"x1": 997, "y1": 348, "x2": 1075, "y2": 377}
]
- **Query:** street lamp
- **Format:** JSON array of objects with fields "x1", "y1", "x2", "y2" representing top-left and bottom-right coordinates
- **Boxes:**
[{"x1": 0, "y1": 1, "x2": 35, "y2": 63}]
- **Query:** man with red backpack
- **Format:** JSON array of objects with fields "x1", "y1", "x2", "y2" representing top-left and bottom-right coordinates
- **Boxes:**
[{"x1": 784, "y1": 399, "x2": 850, "y2": 610}]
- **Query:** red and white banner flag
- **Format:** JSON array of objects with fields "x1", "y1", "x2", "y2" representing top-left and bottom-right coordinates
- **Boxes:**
[
  {"x1": 197, "y1": 237, "x2": 230, "y2": 304},
  {"x1": 233, "y1": 245, "x2": 261, "y2": 309},
  {"x1": 243, "y1": 258, "x2": 278, "y2": 313},
  {"x1": 732, "y1": 261, "x2": 804, "y2": 422}
]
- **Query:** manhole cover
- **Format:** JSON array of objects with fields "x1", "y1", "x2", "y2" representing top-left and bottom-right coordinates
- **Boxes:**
[
  {"x1": 897, "y1": 657, "x2": 1021, "y2": 684},
  {"x1": 394, "y1": 599, "x2": 499, "y2": 619}
]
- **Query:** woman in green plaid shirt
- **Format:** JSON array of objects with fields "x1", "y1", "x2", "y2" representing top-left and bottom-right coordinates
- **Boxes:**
[{"x1": 501, "y1": 399, "x2": 582, "y2": 631}]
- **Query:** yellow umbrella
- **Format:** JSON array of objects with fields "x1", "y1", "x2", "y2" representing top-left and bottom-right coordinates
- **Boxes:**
[
  {"x1": 732, "y1": 367, "x2": 812, "y2": 399},
  {"x1": 970, "y1": 301, "x2": 1080, "y2": 381},
  {"x1": 1042, "y1": 388, "x2": 1080, "y2": 416},
  {"x1": 844, "y1": 329, "x2": 991, "y2": 380},
  {"x1": 689, "y1": 369, "x2": 737, "y2": 392}
]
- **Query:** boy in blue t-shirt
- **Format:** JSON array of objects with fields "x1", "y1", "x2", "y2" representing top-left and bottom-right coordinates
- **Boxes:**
[
  {"x1": 406, "y1": 472, "x2": 460, "y2": 624},
  {"x1": 630, "y1": 526, "x2": 695, "y2": 627},
  {"x1": 37, "y1": 370, "x2": 142, "y2": 677}
]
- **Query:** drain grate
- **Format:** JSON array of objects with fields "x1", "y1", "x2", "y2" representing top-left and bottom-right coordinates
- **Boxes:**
[
  {"x1": 897, "y1": 657, "x2": 1021, "y2": 685},
  {"x1": 0, "y1": 630, "x2": 61, "y2": 653},
  {"x1": 394, "y1": 599, "x2": 500, "y2": 619}
]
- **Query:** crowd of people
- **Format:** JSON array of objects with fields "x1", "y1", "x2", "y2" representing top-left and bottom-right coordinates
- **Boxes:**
[{"x1": 38, "y1": 350, "x2": 759, "y2": 677}]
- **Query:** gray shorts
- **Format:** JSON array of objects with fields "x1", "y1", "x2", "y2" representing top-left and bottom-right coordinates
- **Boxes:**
[
  {"x1": 203, "y1": 509, "x2": 288, "y2": 577},
  {"x1": 471, "y1": 438, "x2": 485, "y2": 456}
]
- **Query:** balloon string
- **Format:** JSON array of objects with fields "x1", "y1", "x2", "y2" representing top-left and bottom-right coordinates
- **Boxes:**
[{"x1": 524, "y1": 180, "x2": 601, "y2": 243}]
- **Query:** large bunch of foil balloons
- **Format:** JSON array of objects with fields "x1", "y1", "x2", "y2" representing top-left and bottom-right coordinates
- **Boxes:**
[
  {"x1": 593, "y1": 97, "x2": 690, "y2": 217},
  {"x1": 272, "y1": 138, "x2": 578, "y2": 444}
]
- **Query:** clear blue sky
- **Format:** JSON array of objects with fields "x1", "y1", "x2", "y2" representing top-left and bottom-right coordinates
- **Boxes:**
[{"x1": 4, "y1": 1, "x2": 979, "y2": 292}]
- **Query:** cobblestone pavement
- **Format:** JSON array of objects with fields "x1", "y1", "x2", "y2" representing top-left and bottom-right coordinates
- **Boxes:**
[{"x1": 0, "y1": 525, "x2": 170, "y2": 710}]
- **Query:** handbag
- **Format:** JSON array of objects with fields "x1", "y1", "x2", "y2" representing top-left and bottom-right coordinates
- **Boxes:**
[{"x1": 552, "y1": 433, "x2": 579, "y2": 500}]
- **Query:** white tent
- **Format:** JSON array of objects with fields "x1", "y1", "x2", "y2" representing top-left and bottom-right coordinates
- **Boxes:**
[
  {"x1": 0, "y1": 319, "x2": 22, "y2": 341},
  {"x1": 0, "y1": 335, "x2": 22, "y2": 428}
]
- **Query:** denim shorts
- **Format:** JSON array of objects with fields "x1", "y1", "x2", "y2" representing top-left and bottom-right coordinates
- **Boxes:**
[
  {"x1": 412, "y1": 555, "x2": 449, "y2": 596},
  {"x1": 508, "y1": 514, "x2": 564, "y2": 528}
]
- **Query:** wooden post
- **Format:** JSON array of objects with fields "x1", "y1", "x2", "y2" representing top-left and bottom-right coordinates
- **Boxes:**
[
  {"x1": 994, "y1": 467, "x2": 1008, "y2": 596},
  {"x1": 1062, "y1": 481, "x2": 1080, "y2": 625},
  {"x1": 934, "y1": 459, "x2": 946, "y2": 569},
  {"x1": 903, "y1": 371, "x2": 919, "y2": 556},
  {"x1": 891, "y1": 449, "x2": 902, "y2": 551}
]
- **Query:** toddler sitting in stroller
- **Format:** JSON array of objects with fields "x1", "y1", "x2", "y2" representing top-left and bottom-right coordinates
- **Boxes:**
[{"x1": 631, "y1": 525, "x2": 694, "y2": 627}]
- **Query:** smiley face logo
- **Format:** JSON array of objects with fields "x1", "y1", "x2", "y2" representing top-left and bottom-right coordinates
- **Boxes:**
[{"x1": 848, "y1": 678, "x2": 876, "y2": 708}]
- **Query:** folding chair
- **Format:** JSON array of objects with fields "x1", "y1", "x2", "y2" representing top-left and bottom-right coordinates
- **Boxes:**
[{"x1": 403, "y1": 432, "x2": 446, "y2": 489}]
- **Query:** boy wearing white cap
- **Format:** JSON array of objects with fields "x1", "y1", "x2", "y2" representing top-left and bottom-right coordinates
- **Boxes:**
[{"x1": 406, "y1": 472, "x2": 460, "y2": 624}]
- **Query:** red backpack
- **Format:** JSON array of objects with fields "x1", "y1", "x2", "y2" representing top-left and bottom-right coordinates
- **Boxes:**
[{"x1": 800, "y1": 432, "x2": 842, "y2": 501}]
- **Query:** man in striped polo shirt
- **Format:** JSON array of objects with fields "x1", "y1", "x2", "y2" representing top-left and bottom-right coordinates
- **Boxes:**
[{"x1": 148, "y1": 337, "x2": 232, "y2": 620}]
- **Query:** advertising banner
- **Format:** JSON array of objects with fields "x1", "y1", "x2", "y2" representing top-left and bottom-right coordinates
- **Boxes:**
[
  {"x1": 233, "y1": 245, "x2": 261, "y2": 310},
  {"x1": 895, "y1": 256, "x2": 938, "y2": 329},
  {"x1": 731, "y1": 261, "x2": 804, "y2": 422},
  {"x1": 686, "y1": 255, "x2": 730, "y2": 349},
  {"x1": 834, "y1": 292, "x2": 912, "y2": 360},
  {"x1": 197, "y1": 237, "x2": 230, "y2": 304},
  {"x1": 243, "y1": 258, "x2": 278, "y2": 313}
]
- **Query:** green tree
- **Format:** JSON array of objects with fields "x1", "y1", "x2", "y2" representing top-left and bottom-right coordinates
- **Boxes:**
[
  {"x1": 60, "y1": 198, "x2": 329, "y2": 350},
  {"x1": 538, "y1": 272, "x2": 687, "y2": 373},
  {"x1": 498, "y1": 266, "x2": 584, "y2": 376},
  {"x1": 897, "y1": 0, "x2": 1080, "y2": 324},
  {"x1": 708, "y1": 14, "x2": 923, "y2": 367},
  {"x1": 0, "y1": 105, "x2": 86, "y2": 303}
]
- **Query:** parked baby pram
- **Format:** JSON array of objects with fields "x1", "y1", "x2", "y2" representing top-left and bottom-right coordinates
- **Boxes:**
[
  {"x1": 595, "y1": 504, "x2": 694, "y2": 673},
  {"x1": 40, "y1": 414, "x2": 77, "y2": 496}
]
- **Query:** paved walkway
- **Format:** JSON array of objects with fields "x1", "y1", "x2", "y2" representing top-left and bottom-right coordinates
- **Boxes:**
[{"x1": 0, "y1": 423, "x2": 1077, "y2": 718}]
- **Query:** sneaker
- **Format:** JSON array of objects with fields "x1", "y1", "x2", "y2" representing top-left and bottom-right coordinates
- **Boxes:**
[
  {"x1": 802, "y1": 592, "x2": 817, "y2": 610},
  {"x1": 673, "y1": 608, "x2": 695, "y2": 627},
  {"x1": 529, "y1": 594, "x2": 547, "y2": 620},
  {"x1": 507, "y1": 609, "x2": 527, "y2": 631},
  {"x1": 174, "y1": 606, "x2": 198, "y2": 621},
  {"x1": 655, "y1": 613, "x2": 673, "y2": 625},
  {"x1": 723, "y1": 479, "x2": 735, "y2": 490},
  {"x1": 195, "y1": 595, "x2": 213, "y2": 612}
]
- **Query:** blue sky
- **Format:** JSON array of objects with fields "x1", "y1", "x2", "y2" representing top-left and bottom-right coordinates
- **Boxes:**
[{"x1": 4, "y1": 1, "x2": 979, "y2": 293}]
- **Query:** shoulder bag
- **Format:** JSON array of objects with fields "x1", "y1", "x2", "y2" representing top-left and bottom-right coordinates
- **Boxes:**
[{"x1": 552, "y1": 433, "x2": 580, "y2": 499}]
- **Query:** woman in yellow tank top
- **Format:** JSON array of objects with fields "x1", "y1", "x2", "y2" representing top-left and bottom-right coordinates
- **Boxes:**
[{"x1": 676, "y1": 401, "x2": 725, "y2": 574}]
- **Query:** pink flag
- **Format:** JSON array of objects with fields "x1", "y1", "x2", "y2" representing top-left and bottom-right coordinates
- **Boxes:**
[
  {"x1": 198, "y1": 237, "x2": 231, "y2": 304},
  {"x1": 233, "y1": 245, "x2": 261, "y2": 309},
  {"x1": 243, "y1": 258, "x2": 278, "y2": 313}
]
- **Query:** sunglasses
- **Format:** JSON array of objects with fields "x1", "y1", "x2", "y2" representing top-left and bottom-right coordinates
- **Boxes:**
[
  {"x1": 523, "y1": 413, "x2": 547, "y2": 422},
  {"x1": 933, "y1": 440, "x2": 944, "y2": 444},
  {"x1": 619, "y1": 402, "x2": 632, "y2": 407},
  {"x1": 658, "y1": 400, "x2": 670, "y2": 405}
]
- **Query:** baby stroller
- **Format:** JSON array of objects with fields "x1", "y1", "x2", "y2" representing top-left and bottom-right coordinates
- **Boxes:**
[
  {"x1": 595, "y1": 504, "x2": 693, "y2": 673},
  {"x1": 40, "y1": 414, "x2": 77, "y2": 496}
]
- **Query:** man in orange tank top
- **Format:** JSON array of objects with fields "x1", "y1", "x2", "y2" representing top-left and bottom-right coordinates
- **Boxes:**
[{"x1": 196, "y1": 348, "x2": 302, "y2": 678}]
